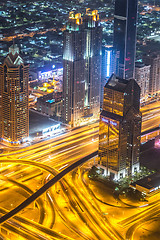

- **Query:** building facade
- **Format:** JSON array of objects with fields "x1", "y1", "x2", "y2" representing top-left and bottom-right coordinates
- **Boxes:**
[
  {"x1": 98, "y1": 74, "x2": 142, "y2": 180},
  {"x1": 37, "y1": 95, "x2": 62, "y2": 118},
  {"x1": 113, "y1": 0, "x2": 138, "y2": 79},
  {"x1": 135, "y1": 62, "x2": 150, "y2": 99},
  {"x1": 63, "y1": 9, "x2": 102, "y2": 127},
  {"x1": 0, "y1": 45, "x2": 29, "y2": 144},
  {"x1": 143, "y1": 53, "x2": 160, "y2": 95}
]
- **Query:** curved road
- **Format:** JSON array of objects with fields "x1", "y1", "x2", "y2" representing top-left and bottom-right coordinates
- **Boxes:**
[{"x1": 0, "y1": 151, "x2": 98, "y2": 224}]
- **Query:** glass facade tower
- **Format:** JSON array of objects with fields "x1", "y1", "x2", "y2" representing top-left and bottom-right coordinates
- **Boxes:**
[
  {"x1": 113, "y1": 0, "x2": 138, "y2": 80},
  {"x1": 0, "y1": 45, "x2": 29, "y2": 144},
  {"x1": 62, "y1": 9, "x2": 102, "y2": 127},
  {"x1": 98, "y1": 74, "x2": 141, "y2": 180}
]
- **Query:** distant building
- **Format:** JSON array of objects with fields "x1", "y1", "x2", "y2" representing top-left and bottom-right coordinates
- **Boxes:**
[
  {"x1": 0, "y1": 45, "x2": 29, "y2": 144},
  {"x1": 98, "y1": 74, "x2": 142, "y2": 180},
  {"x1": 37, "y1": 94, "x2": 62, "y2": 118},
  {"x1": 135, "y1": 62, "x2": 150, "y2": 99},
  {"x1": 154, "y1": 0, "x2": 160, "y2": 6},
  {"x1": 38, "y1": 67, "x2": 63, "y2": 81},
  {"x1": 113, "y1": 0, "x2": 138, "y2": 79},
  {"x1": 63, "y1": 9, "x2": 102, "y2": 127},
  {"x1": 29, "y1": 110, "x2": 60, "y2": 137},
  {"x1": 130, "y1": 173, "x2": 160, "y2": 196},
  {"x1": 101, "y1": 45, "x2": 113, "y2": 106},
  {"x1": 143, "y1": 53, "x2": 160, "y2": 95}
]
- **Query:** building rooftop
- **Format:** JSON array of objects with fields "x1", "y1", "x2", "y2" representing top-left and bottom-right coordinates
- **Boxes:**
[
  {"x1": 100, "y1": 110, "x2": 123, "y2": 122},
  {"x1": 37, "y1": 93, "x2": 62, "y2": 104},
  {"x1": 4, "y1": 44, "x2": 24, "y2": 67},
  {"x1": 131, "y1": 173, "x2": 160, "y2": 190},
  {"x1": 135, "y1": 62, "x2": 145, "y2": 68},
  {"x1": 29, "y1": 110, "x2": 60, "y2": 136},
  {"x1": 105, "y1": 74, "x2": 129, "y2": 92}
]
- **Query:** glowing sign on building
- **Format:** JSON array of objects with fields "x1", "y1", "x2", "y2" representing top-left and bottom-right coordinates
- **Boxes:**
[
  {"x1": 42, "y1": 123, "x2": 60, "y2": 135},
  {"x1": 110, "y1": 120, "x2": 117, "y2": 126},
  {"x1": 102, "y1": 117, "x2": 109, "y2": 123},
  {"x1": 102, "y1": 117, "x2": 117, "y2": 126},
  {"x1": 39, "y1": 68, "x2": 63, "y2": 80}
]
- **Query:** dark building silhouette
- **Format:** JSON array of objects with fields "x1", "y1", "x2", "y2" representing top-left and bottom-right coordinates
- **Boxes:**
[
  {"x1": 0, "y1": 45, "x2": 29, "y2": 144},
  {"x1": 98, "y1": 74, "x2": 141, "y2": 180},
  {"x1": 113, "y1": 0, "x2": 138, "y2": 79},
  {"x1": 63, "y1": 9, "x2": 102, "y2": 127}
]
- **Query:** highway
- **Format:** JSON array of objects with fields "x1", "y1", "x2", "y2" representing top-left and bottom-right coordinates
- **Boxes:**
[
  {"x1": 141, "y1": 100, "x2": 160, "y2": 131},
  {"x1": 0, "y1": 101, "x2": 160, "y2": 239}
]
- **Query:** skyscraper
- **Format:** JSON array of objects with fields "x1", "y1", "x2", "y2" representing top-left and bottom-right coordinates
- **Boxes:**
[
  {"x1": 113, "y1": 0, "x2": 138, "y2": 79},
  {"x1": 98, "y1": 74, "x2": 141, "y2": 180},
  {"x1": 0, "y1": 45, "x2": 29, "y2": 144},
  {"x1": 62, "y1": 9, "x2": 102, "y2": 127}
]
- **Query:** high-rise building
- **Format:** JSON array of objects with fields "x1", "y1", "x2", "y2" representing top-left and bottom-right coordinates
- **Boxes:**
[
  {"x1": 62, "y1": 9, "x2": 102, "y2": 127},
  {"x1": 143, "y1": 53, "x2": 160, "y2": 95},
  {"x1": 0, "y1": 45, "x2": 29, "y2": 144},
  {"x1": 98, "y1": 74, "x2": 141, "y2": 180},
  {"x1": 101, "y1": 45, "x2": 113, "y2": 107},
  {"x1": 135, "y1": 62, "x2": 150, "y2": 99},
  {"x1": 113, "y1": 0, "x2": 138, "y2": 79}
]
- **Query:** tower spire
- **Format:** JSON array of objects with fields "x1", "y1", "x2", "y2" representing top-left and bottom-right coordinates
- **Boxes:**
[{"x1": 13, "y1": 37, "x2": 15, "y2": 47}]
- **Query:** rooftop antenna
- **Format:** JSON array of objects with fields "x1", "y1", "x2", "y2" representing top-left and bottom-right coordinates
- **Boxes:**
[{"x1": 13, "y1": 37, "x2": 15, "y2": 47}]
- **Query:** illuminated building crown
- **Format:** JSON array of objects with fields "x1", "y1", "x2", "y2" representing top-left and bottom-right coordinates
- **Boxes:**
[{"x1": 4, "y1": 44, "x2": 24, "y2": 67}]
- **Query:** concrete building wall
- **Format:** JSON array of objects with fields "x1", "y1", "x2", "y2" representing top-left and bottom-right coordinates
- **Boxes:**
[{"x1": 135, "y1": 63, "x2": 150, "y2": 99}]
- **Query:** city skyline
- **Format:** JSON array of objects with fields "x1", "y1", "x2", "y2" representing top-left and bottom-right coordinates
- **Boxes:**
[{"x1": 0, "y1": 0, "x2": 160, "y2": 239}]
